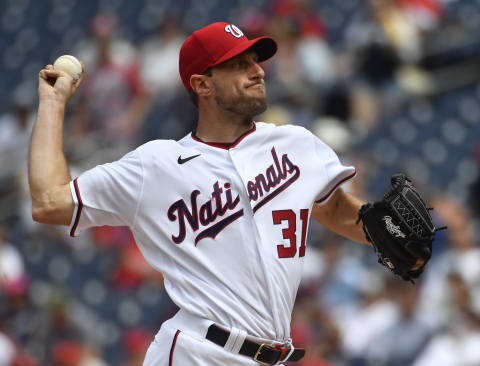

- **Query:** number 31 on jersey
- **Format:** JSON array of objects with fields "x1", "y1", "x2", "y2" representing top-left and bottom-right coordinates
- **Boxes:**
[{"x1": 272, "y1": 209, "x2": 308, "y2": 258}]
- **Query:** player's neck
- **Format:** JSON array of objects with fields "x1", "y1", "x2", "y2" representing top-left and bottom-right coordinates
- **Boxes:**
[{"x1": 195, "y1": 109, "x2": 254, "y2": 144}]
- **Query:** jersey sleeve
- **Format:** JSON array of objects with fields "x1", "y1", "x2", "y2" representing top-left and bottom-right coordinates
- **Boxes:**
[
  {"x1": 311, "y1": 133, "x2": 356, "y2": 205},
  {"x1": 68, "y1": 149, "x2": 144, "y2": 237}
]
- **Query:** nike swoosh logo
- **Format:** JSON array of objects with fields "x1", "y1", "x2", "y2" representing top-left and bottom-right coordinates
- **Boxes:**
[{"x1": 178, "y1": 154, "x2": 201, "y2": 164}]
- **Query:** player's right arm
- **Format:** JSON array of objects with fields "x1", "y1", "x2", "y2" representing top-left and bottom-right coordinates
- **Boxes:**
[{"x1": 29, "y1": 64, "x2": 83, "y2": 225}]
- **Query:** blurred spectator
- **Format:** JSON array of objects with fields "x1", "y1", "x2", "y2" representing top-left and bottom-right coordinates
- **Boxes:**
[
  {"x1": 272, "y1": 0, "x2": 336, "y2": 87},
  {"x1": 397, "y1": 0, "x2": 443, "y2": 34},
  {"x1": 52, "y1": 340, "x2": 108, "y2": 366},
  {"x1": 419, "y1": 195, "x2": 480, "y2": 328},
  {"x1": 78, "y1": 344, "x2": 108, "y2": 366},
  {"x1": 345, "y1": 1, "x2": 402, "y2": 80},
  {"x1": 370, "y1": 0, "x2": 423, "y2": 62},
  {"x1": 335, "y1": 278, "x2": 398, "y2": 364},
  {"x1": 414, "y1": 273, "x2": 480, "y2": 366},
  {"x1": 88, "y1": 226, "x2": 163, "y2": 290},
  {"x1": 52, "y1": 340, "x2": 83, "y2": 366},
  {"x1": 73, "y1": 13, "x2": 148, "y2": 147},
  {"x1": 292, "y1": 294, "x2": 343, "y2": 365},
  {"x1": 0, "y1": 331, "x2": 16, "y2": 366},
  {"x1": 314, "y1": 235, "x2": 368, "y2": 311},
  {"x1": 291, "y1": 294, "x2": 320, "y2": 349},
  {"x1": 91, "y1": 225, "x2": 134, "y2": 249},
  {"x1": 139, "y1": 18, "x2": 185, "y2": 97},
  {"x1": 0, "y1": 100, "x2": 34, "y2": 180},
  {"x1": 265, "y1": 1, "x2": 336, "y2": 113},
  {"x1": 46, "y1": 297, "x2": 83, "y2": 350},
  {"x1": 352, "y1": 0, "x2": 443, "y2": 63},
  {"x1": 0, "y1": 332, "x2": 40, "y2": 366},
  {"x1": 1, "y1": 288, "x2": 43, "y2": 364},
  {"x1": 0, "y1": 226, "x2": 28, "y2": 297},
  {"x1": 0, "y1": 85, "x2": 36, "y2": 224},
  {"x1": 112, "y1": 240, "x2": 163, "y2": 291},
  {"x1": 264, "y1": 19, "x2": 305, "y2": 101},
  {"x1": 310, "y1": 85, "x2": 354, "y2": 152},
  {"x1": 119, "y1": 328, "x2": 151, "y2": 366},
  {"x1": 74, "y1": 13, "x2": 137, "y2": 71},
  {"x1": 367, "y1": 280, "x2": 433, "y2": 366},
  {"x1": 298, "y1": 341, "x2": 335, "y2": 366}
]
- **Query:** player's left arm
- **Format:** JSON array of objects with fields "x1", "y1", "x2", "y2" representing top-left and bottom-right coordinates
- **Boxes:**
[{"x1": 311, "y1": 188, "x2": 370, "y2": 245}]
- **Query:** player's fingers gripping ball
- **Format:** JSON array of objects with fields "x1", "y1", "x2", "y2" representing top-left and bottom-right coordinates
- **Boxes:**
[
  {"x1": 53, "y1": 55, "x2": 83, "y2": 82},
  {"x1": 357, "y1": 174, "x2": 446, "y2": 282},
  {"x1": 43, "y1": 55, "x2": 85, "y2": 100}
]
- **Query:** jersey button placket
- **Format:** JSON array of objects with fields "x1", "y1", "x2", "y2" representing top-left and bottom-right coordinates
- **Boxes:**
[
  {"x1": 229, "y1": 148, "x2": 284, "y2": 338},
  {"x1": 229, "y1": 149, "x2": 252, "y2": 212}
]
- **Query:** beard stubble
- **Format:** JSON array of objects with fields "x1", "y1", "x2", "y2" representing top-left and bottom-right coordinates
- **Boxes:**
[{"x1": 214, "y1": 84, "x2": 268, "y2": 120}]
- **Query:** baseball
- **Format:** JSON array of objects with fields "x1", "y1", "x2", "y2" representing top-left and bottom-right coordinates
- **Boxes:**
[{"x1": 53, "y1": 55, "x2": 83, "y2": 81}]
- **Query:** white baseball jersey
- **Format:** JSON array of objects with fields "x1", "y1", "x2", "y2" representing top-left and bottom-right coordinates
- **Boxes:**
[{"x1": 69, "y1": 122, "x2": 355, "y2": 342}]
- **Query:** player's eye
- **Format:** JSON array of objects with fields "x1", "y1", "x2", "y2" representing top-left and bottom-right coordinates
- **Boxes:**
[{"x1": 232, "y1": 59, "x2": 249, "y2": 70}]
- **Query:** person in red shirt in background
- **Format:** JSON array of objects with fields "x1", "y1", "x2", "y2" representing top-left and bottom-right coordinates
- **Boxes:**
[{"x1": 73, "y1": 13, "x2": 148, "y2": 149}]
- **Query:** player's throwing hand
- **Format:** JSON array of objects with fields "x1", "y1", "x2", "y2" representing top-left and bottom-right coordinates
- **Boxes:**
[{"x1": 38, "y1": 61, "x2": 84, "y2": 104}]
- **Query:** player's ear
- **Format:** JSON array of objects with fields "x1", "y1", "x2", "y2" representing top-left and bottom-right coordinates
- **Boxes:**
[{"x1": 190, "y1": 74, "x2": 213, "y2": 98}]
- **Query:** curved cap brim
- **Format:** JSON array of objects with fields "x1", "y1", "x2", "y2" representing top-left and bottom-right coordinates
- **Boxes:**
[{"x1": 211, "y1": 36, "x2": 277, "y2": 69}]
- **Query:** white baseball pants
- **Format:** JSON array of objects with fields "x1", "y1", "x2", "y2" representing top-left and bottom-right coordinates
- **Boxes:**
[{"x1": 143, "y1": 309, "x2": 286, "y2": 366}]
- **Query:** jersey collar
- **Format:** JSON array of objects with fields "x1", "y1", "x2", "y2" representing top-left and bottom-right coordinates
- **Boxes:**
[{"x1": 191, "y1": 123, "x2": 256, "y2": 150}]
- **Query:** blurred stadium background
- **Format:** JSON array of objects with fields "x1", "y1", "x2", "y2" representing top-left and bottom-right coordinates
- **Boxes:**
[{"x1": 1, "y1": 0, "x2": 480, "y2": 365}]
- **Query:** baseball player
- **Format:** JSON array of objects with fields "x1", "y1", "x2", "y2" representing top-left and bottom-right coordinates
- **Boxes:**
[{"x1": 30, "y1": 22, "x2": 381, "y2": 366}]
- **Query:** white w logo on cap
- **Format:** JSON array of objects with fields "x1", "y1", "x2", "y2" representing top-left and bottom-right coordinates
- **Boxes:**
[{"x1": 225, "y1": 24, "x2": 244, "y2": 38}]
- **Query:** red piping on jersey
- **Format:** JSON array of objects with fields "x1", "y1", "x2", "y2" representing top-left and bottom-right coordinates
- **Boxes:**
[
  {"x1": 191, "y1": 123, "x2": 256, "y2": 150},
  {"x1": 315, "y1": 170, "x2": 357, "y2": 204},
  {"x1": 169, "y1": 330, "x2": 181, "y2": 366},
  {"x1": 70, "y1": 178, "x2": 83, "y2": 237}
]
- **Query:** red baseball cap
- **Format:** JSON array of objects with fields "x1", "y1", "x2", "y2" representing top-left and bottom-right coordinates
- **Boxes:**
[{"x1": 179, "y1": 22, "x2": 277, "y2": 91}]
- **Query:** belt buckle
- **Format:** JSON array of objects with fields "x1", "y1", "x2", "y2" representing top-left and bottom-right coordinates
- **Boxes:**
[{"x1": 253, "y1": 343, "x2": 273, "y2": 365}]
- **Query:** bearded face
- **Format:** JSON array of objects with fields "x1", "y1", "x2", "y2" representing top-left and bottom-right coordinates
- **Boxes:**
[
  {"x1": 209, "y1": 51, "x2": 268, "y2": 121},
  {"x1": 213, "y1": 78, "x2": 267, "y2": 118}
]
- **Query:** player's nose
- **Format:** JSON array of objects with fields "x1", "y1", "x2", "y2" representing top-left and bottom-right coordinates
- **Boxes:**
[{"x1": 249, "y1": 62, "x2": 265, "y2": 80}]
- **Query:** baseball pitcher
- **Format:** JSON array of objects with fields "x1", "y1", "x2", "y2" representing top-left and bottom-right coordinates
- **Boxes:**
[{"x1": 29, "y1": 22, "x2": 440, "y2": 365}]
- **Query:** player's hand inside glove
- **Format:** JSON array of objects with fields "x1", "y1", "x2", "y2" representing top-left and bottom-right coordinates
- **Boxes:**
[{"x1": 357, "y1": 174, "x2": 446, "y2": 282}]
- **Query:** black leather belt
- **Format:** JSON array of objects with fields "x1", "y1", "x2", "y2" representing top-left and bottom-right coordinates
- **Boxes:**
[{"x1": 206, "y1": 324, "x2": 305, "y2": 365}]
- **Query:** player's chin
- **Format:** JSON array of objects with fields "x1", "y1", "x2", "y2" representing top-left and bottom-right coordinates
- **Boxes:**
[
  {"x1": 248, "y1": 97, "x2": 267, "y2": 116},
  {"x1": 246, "y1": 87, "x2": 267, "y2": 102}
]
